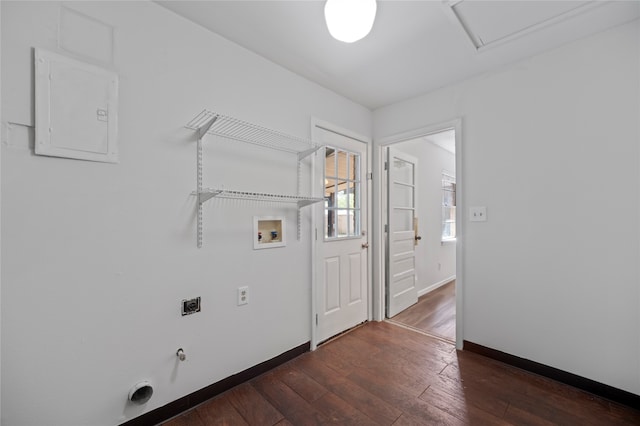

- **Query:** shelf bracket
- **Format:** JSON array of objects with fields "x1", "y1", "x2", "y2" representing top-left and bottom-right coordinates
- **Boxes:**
[
  {"x1": 198, "y1": 190, "x2": 221, "y2": 204},
  {"x1": 198, "y1": 116, "x2": 217, "y2": 139},
  {"x1": 297, "y1": 199, "x2": 323, "y2": 209},
  {"x1": 298, "y1": 145, "x2": 322, "y2": 161}
]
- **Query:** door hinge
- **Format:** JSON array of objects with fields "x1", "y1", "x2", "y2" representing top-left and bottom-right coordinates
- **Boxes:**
[
  {"x1": 315, "y1": 314, "x2": 318, "y2": 326},
  {"x1": 384, "y1": 161, "x2": 388, "y2": 171},
  {"x1": 366, "y1": 172, "x2": 373, "y2": 180},
  {"x1": 384, "y1": 224, "x2": 389, "y2": 233}
]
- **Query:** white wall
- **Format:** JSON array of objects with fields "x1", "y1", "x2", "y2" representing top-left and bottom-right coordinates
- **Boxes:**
[
  {"x1": 375, "y1": 20, "x2": 640, "y2": 395},
  {"x1": 0, "y1": 3, "x2": 3, "y2": 422},
  {"x1": 0, "y1": 2, "x2": 371, "y2": 425},
  {"x1": 394, "y1": 138, "x2": 456, "y2": 294}
]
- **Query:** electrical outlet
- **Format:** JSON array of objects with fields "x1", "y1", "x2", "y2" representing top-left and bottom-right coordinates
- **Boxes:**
[
  {"x1": 237, "y1": 286, "x2": 249, "y2": 306},
  {"x1": 181, "y1": 297, "x2": 201, "y2": 316},
  {"x1": 470, "y1": 206, "x2": 487, "y2": 222}
]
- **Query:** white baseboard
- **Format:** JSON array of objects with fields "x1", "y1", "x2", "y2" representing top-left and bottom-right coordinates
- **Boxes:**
[{"x1": 417, "y1": 275, "x2": 456, "y2": 297}]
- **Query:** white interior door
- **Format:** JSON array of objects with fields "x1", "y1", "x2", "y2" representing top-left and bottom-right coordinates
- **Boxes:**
[
  {"x1": 315, "y1": 127, "x2": 368, "y2": 343},
  {"x1": 386, "y1": 147, "x2": 418, "y2": 317}
]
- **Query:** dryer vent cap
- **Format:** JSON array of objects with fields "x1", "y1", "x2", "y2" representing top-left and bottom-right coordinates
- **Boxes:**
[{"x1": 128, "y1": 381, "x2": 153, "y2": 405}]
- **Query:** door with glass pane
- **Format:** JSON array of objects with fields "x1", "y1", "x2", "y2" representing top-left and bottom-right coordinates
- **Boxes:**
[
  {"x1": 386, "y1": 147, "x2": 418, "y2": 317},
  {"x1": 315, "y1": 127, "x2": 368, "y2": 344}
]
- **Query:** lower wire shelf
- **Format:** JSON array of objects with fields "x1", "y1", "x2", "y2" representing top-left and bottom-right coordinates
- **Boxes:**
[
  {"x1": 192, "y1": 188, "x2": 324, "y2": 208},
  {"x1": 192, "y1": 188, "x2": 324, "y2": 246}
]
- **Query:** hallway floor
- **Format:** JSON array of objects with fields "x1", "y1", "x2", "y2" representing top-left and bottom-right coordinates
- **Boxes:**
[{"x1": 388, "y1": 280, "x2": 456, "y2": 342}]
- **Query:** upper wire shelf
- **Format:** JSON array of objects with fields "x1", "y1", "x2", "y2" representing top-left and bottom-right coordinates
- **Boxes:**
[{"x1": 186, "y1": 109, "x2": 322, "y2": 159}]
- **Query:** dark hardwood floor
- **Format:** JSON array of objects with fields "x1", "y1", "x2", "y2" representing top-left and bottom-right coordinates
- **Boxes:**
[
  {"x1": 162, "y1": 321, "x2": 640, "y2": 425},
  {"x1": 389, "y1": 280, "x2": 456, "y2": 342}
]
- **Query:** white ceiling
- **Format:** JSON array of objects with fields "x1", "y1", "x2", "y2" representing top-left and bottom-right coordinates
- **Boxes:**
[{"x1": 157, "y1": 0, "x2": 639, "y2": 110}]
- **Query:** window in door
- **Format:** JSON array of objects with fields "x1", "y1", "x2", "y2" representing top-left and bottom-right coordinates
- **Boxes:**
[
  {"x1": 442, "y1": 171, "x2": 456, "y2": 241},
  {"x1": 324, "y1": 147, "x2": 361, "y2": 239}
]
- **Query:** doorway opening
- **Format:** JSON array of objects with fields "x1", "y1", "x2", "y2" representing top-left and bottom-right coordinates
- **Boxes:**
[{"x1": 377, "y1": 121, "x2": 461, "y2": 347}]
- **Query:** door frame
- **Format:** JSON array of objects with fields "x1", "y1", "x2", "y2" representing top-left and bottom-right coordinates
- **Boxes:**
[
  {"x1": 310, "y1": 118, "x2": 373, "y2": 350},
  {"x1": 373, "y1": 118, "x2": 464, "y2": 349}
]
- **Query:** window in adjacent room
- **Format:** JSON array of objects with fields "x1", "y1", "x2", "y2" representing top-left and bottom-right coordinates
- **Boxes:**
[{"x1": 442, "y1": 171, "x2": 456, "y2": 242}]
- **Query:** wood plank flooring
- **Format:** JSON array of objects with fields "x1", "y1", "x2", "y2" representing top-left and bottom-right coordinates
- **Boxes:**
[
  {"x1": 162, "y1": 321, "x2": 640, "y2": 426},
  {"x1": 389, "y1": 280, "x2": 456, "y2": 342}
]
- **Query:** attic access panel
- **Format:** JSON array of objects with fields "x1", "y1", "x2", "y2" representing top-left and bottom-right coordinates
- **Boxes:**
[
  {"x1": 449, "y1": 0, "x2": 594, "y2": 50},
  {"x1": 35, "y1": 49, "x2": 118, "y2": 163}
]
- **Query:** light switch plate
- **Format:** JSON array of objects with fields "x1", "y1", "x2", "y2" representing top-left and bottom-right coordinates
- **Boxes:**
[{"x1": 470, "y1": 206, "x2": 487, "y2": 222}]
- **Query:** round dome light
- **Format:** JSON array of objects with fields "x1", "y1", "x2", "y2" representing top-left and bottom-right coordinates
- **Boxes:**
[{"x1": 325, "y1": 0, "x2": 377, "y2": 43}]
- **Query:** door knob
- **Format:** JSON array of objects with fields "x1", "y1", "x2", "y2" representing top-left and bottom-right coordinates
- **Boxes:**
[
  {"x1": 362, "y1": 243, "x2": 369, "y2": 249},
  {"x1": 415, "y1": 236, "x2": 422, "y2": 241}
]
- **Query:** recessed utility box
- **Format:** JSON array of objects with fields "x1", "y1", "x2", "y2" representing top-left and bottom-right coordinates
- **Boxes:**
[
  {"x1": 254, "y1": 216, "x2": 285, "y2": 249},
  {"x1": 34, "y1": 48, "x2": 118, "y2": 163}
]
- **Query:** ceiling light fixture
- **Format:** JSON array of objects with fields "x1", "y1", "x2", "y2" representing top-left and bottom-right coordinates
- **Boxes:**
[{"x1": 324, "y1": 0, "x2": 377, "y2": 43}]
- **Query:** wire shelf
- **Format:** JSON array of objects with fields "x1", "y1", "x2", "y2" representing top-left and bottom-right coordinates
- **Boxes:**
[
  {"x1": 194, "y1": 188, "x2": 324, "y2": 208},
  {"x1": 186, "y1": 109, "x2": 321, "y2": 158},
  {"x1": 188, "y1": 109, "x2": 323, "y2": 247}
]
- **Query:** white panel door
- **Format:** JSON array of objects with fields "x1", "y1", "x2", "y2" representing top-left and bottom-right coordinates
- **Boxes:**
[
  {"x1": 315, "y1": 127, "x2": 368, "y2": 343},
  {"x1": 386, "y1": 147, "x2": 418, "y2": 317}
]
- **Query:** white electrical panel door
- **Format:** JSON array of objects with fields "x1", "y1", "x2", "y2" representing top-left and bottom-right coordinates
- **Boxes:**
[{"x1": 35, "y1": 49, "x2": 118, "y2": 163}]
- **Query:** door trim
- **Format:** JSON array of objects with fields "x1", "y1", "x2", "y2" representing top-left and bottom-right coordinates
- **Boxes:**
[
  {"x1": 373, "y1": 118, "x2": 464, "y2": 350},
  {"x1": 310, "y1": 118, "x2": 372, "y2": 350}
]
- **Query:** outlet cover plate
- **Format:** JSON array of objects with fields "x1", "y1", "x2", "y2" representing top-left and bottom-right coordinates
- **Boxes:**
[
  {"x1": 470, "y1": 206, "x2": 487, "y2": 222},
  {"x1": 237, "y1": 286, "x2": 249, "y2": 306},
  {"x1": 182, "y1": 297, "x2": 201, "y2": 316}
]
